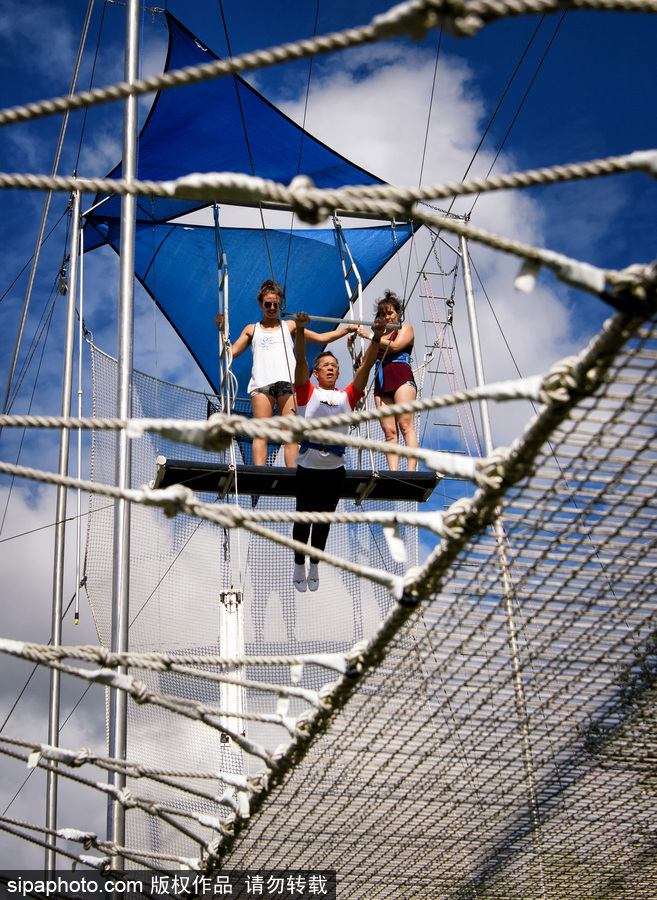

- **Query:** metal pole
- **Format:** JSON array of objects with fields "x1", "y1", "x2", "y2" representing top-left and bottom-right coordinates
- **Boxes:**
[
  {"x1": 44, "y1": 189, "x2": 81, "y2": 872},
  {"x1": 107, "y1": 0, "x2": 140, "y2": 867},
  {"x1": 282, "y1": 313, "x2": 397, "y2": 330},
  {"x1": 460, "y1": 233, "x2": 541, "y2": 836},
  {"x1": 75, "y1": 224, "x2": 85, "y2": 626},
  {"x1": 459, "y1": 235, "x2": 493, "y2": 457}
]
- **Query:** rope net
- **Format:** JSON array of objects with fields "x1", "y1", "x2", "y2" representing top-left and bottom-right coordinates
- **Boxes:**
[
  {"x1": 1, "y1": 310, "x2": 655, "y2": 895},
  {"x1": 219, "y1": 321, "x2": 657, "y2": 898}
]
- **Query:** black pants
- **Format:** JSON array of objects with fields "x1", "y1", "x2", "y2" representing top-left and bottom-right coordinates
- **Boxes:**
[{"x1": 293, "y1": 464, "x2": 346, "y2": 565}]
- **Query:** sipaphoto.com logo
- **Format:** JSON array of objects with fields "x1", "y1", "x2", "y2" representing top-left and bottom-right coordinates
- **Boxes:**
[{"x1": 1, "y1": 875, "x2": 145, "y2": 900}]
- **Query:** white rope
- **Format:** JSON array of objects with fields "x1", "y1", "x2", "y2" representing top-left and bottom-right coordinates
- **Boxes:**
[
  {"x1": 0, "y1": 734, "x2": 252, "y2": 827},
  {"x1": 0, "y1": 734, "x2": 245, "y2": 784},
  {"x1": 1, "y1": 160, "x2": 657, "y2": 304},
  {"x1": 0, "y1": 372, "x2": 552, "y2": 439},
  {"x1": 0, "y1": 743, "x2": 225, "y2": 856},
  {"x1": 1, "y1": 1, "x2": 657, "y2": 129},
  {"x1": 4, "y1": 149, "x2": 657, "y2": 210},
  {"x1": 0, "y1": 639, "x2": 322, "y2": 722},
  {"x1": 0, "y1": 644, "x2": 350, "y2": 673}
]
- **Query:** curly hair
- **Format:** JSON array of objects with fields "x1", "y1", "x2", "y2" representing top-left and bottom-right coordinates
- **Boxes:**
[
  {"x1": 374, "y1": 289, "x2": 401, "y2": 319},
  {"x1": 257, "y1": 279, "x2": 285, "y2": 305}
]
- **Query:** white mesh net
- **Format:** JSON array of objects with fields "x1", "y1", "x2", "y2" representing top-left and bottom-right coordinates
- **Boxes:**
[{"x1": 83, "y1": 344, "x2": 417, "y2": 865}]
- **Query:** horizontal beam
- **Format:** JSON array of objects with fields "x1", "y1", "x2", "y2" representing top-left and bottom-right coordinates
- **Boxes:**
[{"x1": 154, "y1": 458, "x2": 439, "y2": 504}]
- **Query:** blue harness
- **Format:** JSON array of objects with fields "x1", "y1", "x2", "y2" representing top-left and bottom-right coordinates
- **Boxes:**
[
  {"x1": 374, "y1": 350, "x2": 413, "y2": 391},
  {"x1": 382, "y1": 351, "x2": 412, "y2": 366}
]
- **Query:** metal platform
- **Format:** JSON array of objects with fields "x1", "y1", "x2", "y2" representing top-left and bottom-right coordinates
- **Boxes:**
[{"x1": 153, "y1": 457, "x2": 439, "y2": 504}]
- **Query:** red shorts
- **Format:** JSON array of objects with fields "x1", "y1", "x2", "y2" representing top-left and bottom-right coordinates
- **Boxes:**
[{"x1": 374, "y1": 361, "x2": 417, "y2": 398}]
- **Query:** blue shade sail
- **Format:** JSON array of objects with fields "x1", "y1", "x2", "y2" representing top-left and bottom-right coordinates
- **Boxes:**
[
  {"x1": 85, "y1": 216, "x2": 415, "y2": 396},
  {"x1": 87, "y1": 12, "x2": 385, "y2": 226},
  {"x1": 85, "y1": 13, "x2": 415, "y2": 397}
]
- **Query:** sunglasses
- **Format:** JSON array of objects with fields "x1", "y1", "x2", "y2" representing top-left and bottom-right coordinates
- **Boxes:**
[{"x1": 263, "y1": 301, "x2": 279, "y2": 309}]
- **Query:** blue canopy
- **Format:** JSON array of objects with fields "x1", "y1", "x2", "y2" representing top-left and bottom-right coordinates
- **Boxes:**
[
  {"x1": 85, "y1": 13, "x2": 415, "y2": 396},
  {"x1": 87, "y1": 13, "x2": 386, "y2": 226},
  {"x1": 86, "y1": 215, "x2": 414, "y2": 395}
]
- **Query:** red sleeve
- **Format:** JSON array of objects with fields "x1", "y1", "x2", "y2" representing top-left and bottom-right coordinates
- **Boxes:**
[
  {"x1": 344, "y1": 381, "x2": 364, "y2": 410},
  {"x1": 295, "y1": 380, "x2": 314, "y2": 406}
]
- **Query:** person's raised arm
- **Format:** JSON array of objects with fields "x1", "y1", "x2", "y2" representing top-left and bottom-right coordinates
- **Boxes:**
[
  {"x1": 215, "y1": 314, "x2": 253, "y2": 358},
  {"x1": 353, "y1": 317, "x2": 386, "y2": 394},
  {"x1": 302, "y1": 322, "x2": 358, "y2": 345},
  {"x1": 354, "y1": 321, "x2": 413, "y2": 353},
  {"x1": 294, "y1": 311, "x2": 311, "y2": 388}
]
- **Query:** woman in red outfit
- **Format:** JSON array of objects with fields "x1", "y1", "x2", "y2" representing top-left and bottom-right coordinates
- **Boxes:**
[{"x1": 350, "y1": 290, "x2": 419, "y2": 471}]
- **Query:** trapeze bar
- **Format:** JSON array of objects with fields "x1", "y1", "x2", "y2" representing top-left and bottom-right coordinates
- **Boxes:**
[
  {"x1": 281, "y1": 313, "x2": 398, "y2": 330},
  {"x1": 153, "y1": 457, "x2": 439, "y2": 503}
]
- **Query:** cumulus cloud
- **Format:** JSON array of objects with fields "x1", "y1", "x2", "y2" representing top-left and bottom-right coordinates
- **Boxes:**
[
  {"x1": 0, "y1": 1, "x2": 79, "y2": 87},
  {"x1": 273, "y1": 41, "x2": 610, "y2": 448},
  {"x1": 0, "y1": 481, "x2": 108, "y2": 869}
]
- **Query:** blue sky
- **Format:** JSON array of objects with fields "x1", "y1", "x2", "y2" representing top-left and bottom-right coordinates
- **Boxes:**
[{"x1": 0, "y1": 0, "x2": 656, "y2": 869}]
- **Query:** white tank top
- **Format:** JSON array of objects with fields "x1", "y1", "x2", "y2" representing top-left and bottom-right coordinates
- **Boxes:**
[{"x1": 247, "y1": 320, "x2": 295, "y2": 393}]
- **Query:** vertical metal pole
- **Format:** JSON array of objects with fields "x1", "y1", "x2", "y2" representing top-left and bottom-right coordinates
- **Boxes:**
[
  {"x1": 45, "y1": 189, "x2": 81, "y2": 873},
  {"x1": 107, "y1": 0, "x2": 140, "y2": 867},
  {"x1": 459, "y1": 234, "x2": 493, "y2": 457},
  {"x1": 75, "y1": 224, "x2": 85, "y2": 626},
  {"x1": 214, "y1": 205, "x2": 231, "y2": 412},
  {"x1": 460, "y1": 234, "x2": 541, "y2": 837}
]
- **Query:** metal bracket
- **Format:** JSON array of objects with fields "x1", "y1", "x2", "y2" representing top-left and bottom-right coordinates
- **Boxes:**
[
  {"x1": 219, "y1": 588, "x2": 243, "y2": 613},
  {"x1": 354, "y1": 472, "x2": 379, "y2": 507}
]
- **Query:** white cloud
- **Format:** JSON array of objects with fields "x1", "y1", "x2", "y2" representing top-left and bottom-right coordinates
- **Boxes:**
[
  {"x1": 0, "y1": 480, "x2": 108, "y2": 869},
  {"x1": 283, "y1": 43, "x2": 483, "y2": 187},
  {"x1": 272, "y1": 42, "x2": 610, "y2": 448},
  {"x1": 0, "y1": 2, "x2": 78, "y2": 86}
]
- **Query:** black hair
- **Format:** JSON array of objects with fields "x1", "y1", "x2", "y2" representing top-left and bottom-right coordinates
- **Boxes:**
[
  {"x1": 374, "y1": 289, "x2": 401, "y2": 318},
  {"x1": 312, "y1": 350, "x2": 339, "y2": 371}
]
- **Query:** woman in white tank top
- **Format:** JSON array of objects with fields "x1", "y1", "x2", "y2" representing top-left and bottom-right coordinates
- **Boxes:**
[{"x1": 216, "y1": 279, "x2": 356, "y2": 467}]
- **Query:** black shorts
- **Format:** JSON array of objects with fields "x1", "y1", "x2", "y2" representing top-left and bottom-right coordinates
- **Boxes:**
[{"x1": 250, "y1": 380, "x2": 294, "y2": 400}]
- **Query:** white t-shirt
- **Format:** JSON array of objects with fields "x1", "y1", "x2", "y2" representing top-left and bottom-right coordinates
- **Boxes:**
[
  {"x1": 247, "y1": 321, "x2": 295, "y2": 393},
  {"x1": 294, "y1": 380, "x2": 363, "y2": 470}
]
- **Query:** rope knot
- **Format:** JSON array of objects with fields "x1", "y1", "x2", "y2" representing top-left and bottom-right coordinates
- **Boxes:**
[
  {"x1": 539, "y1": 357, "x2": 580, "y2": 404},
  {"x1": 373, "y1": 1, "x2": 483, "y2": 41},
  {"x1": 145, "y1": 483, "x2": 196, "y2": 519},
  {"x1": 442, "y1": 496, "x2": 473, "y2": 541},
  {"x1": 200, "y1": 412, "x2": 234, "y2": 451},
  {"x1": 345, "y1": 640, "x2": 367, "y2": 677},
  {"x1": 474, "y1": 449, "x2": 507, "y2": 491},
  {"x1": 72, "y1": 747, "x2": 95, "y2": 767},
  {"x1": 130, "y1": 679, "x2": 150, "y2": 704},
  {"x1": 288, "y1": 175, "x2": 331, "y2": 225},
  {"x1": 95, "y1": 646, "x2": 114, "y2": 666},
  {"x1": 602, "y1": 261, "x2": 657, "y2": 315},
  {"x1": 117, "y1": 787, "x2": 134, "y2": 808}
]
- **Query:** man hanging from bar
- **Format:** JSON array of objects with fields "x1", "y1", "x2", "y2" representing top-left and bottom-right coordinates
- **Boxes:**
[{"x1": 292, "y1": 310, "x2": 386, "y2": 592}]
